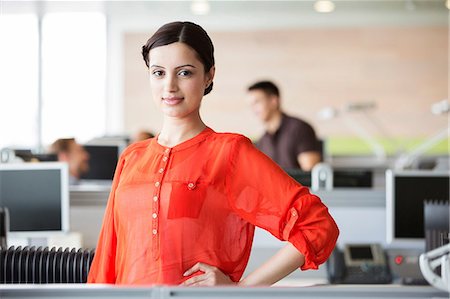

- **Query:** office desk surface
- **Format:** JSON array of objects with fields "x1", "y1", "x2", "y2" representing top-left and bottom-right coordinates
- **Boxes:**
[{"x1": 0, "y1": 284, "x2": 448, "y2": 299}]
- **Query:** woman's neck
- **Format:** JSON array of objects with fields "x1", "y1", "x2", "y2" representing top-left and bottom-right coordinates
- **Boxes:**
[{"x1": 158, "y1": 115, "x2": 206, "y2": 148}]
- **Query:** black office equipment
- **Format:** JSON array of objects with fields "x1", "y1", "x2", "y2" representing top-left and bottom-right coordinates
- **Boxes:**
[
  {"x1": 286, "y1": 168, "x2": 373, "y2": 188},
  {"x1": 386, "y1": 170, "x2": 450, "y2": 245},
  {"x1": 327, "y1": 243, "x2": 392, "y2": 284},
  {"x1": 13, "y1": 150, "x2": 57, "y2": 162},
  {"x1": 385, "y1": 170, "x2": 449, "y2": 285},
  {"x1": 81, "y1": 145, "x2": 121, "y2": 181},
  {"x1": 424, "y1": 200, "x2": 449, "y2": 252},
  {"x1": 0, "y1": 246, "x2": 94, "y2": 283},
  {"x1": 0, "y1": 207, "x2": 8, "y2": 249},
  {"x1": 31, "y1": 154, "x2": 58, "y2": 162},
  {"x1": 286, "y1": 169, "x2": 312, "y2": 186},
  {"x1": 0, "y1": 163, "x2": 69, "y2": 233},
  {"x1": 333, "y1": 169, "x2": 372, "y2": 188},
  {"x1": 12, "y1": 150, "x2": 33, "y2": 162}
]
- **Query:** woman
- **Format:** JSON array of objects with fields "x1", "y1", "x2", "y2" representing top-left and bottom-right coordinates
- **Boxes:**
[{"x1": 88, "y1": 21, "x2": 339, "y2": 286}]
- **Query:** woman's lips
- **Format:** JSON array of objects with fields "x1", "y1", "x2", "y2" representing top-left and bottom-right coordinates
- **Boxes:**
[{"x1": 163, "y1": 97, "x2": 184, "y2": 106}]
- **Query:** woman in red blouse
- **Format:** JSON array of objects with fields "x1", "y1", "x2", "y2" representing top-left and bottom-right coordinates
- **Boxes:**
[{"x1": 87, "y1": 21, "x2": 339, "y2": 286}]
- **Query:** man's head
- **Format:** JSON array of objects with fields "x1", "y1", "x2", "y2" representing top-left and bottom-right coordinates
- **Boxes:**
[
  {"x1": 247, "y1": 81, "x2": 281, "y2": 122},
  {"x1": 135, "y1": 130, "x2": 155, "y2": 142},
  {"x1": 50, "y1": 138, "x2": 90, "y2": 179}
]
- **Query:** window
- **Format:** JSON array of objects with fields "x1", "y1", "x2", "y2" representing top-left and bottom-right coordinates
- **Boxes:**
[
  {"x1": 0, "y1": 12, "x2": 106, "y2": 150},
  {"x1": 41, "y1": 12, "x2": 106, "y2": 146},
  {"x1": 0, "y1": 14, "x2": 39, "y2": 149}
]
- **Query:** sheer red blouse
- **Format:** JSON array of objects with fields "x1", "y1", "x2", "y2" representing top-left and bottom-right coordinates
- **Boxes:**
[{"x1": 87, "y1": 127, "x2": 339, "y2": 285}]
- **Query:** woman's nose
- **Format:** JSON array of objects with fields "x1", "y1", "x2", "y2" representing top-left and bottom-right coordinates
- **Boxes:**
[{"x1": 164, "y1": 75, "x2": 178, "y2": 92}]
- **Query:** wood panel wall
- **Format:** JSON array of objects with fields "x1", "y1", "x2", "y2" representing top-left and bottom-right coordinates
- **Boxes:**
[{"x1": 123, "y1": 27, "x2": 448, "y2": 141}]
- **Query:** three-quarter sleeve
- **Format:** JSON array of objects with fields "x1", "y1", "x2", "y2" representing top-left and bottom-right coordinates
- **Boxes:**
[
  {"x1": 87, "y1": 155, "x2": 126, "y2": 283},
  {"x1": 226, "y1": 136, "x2": 339, "y2": 270}
]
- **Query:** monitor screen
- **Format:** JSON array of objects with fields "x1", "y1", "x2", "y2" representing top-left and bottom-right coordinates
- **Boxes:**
[
  {"x1": 0, "y1": 162, "x2": 69, "y2": 233},
  {"x1": 286, "y1": 168, "x2": 373, "y2": 188},
  {"x1": 286, "y1": 169, "x2": 311, "y2": 187},
  {"x1": 81, "y1": 145, "x2": 121, "y2": 180},
  {"x1": 349, "y1": 246, "x2": 373, "y2": 260},
  {"x1": 333, "y1": 169, "x2": 373, "y2": 188},
  {"x1": 386, "y1": 170, "x2": 450, "y2": 245}
]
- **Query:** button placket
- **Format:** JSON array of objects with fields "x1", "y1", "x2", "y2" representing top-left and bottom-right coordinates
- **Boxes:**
[{"x1": 151, "y1": 147, "x2": 171, "y2": 260}]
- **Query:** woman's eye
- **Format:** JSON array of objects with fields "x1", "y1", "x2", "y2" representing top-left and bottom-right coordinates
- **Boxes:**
[
  {"x1": 152, "y1": 70, "x2": 164, "y2": 77},
  {"x1": 178, "y1": 70, "x2": 191, "y2": 77}
]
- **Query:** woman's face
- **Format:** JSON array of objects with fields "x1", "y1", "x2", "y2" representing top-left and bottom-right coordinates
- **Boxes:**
[{"x1": 148, "y1": 42, "x2": 214, "y2": 119}]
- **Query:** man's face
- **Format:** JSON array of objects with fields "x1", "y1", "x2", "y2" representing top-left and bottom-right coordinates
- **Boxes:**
[
  {"x1": 247, "y1": 90, "x2": 278, "y2": 122},
  {"x1": 68, "y1": 142, "x2": 90, "y2": 176}
]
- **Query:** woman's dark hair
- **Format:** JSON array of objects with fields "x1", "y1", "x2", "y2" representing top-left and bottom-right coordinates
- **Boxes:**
[{"x1": 142, "y1": 21, "x2": 215, "y2": 95}]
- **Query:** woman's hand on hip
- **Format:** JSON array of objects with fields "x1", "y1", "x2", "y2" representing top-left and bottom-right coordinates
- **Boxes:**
[{"x1": 181, "y1": 262, "x2": 236, "y2": 286}]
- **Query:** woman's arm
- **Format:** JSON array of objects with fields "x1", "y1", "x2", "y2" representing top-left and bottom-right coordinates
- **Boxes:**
[
  {"x1": 181, "y1": 242, "x2": 304, "y2": 286},
  {"x1": 238, "y1": 242, "x2": 304, "y2": 286},
  {"x1": 182, "y1": 137, "x2": 338, "y2": 287}
]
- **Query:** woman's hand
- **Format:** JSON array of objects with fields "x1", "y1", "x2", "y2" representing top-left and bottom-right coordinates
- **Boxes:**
[{"x1": 181, "y1": 262, "x2": 236, "y2": 286}]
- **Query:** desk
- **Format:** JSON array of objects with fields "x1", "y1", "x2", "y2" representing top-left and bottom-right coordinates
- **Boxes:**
[{"x1": 0, "y1": 285, "x2": 447, "y2": 299}]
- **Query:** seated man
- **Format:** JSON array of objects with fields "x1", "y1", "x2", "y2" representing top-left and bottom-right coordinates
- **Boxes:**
[
  {"x1": 247, "y1": 80, "x2": 321, "y2": 171},
  {"x1": 50, "y1": 138, "x2": 90, "y2": 184}
]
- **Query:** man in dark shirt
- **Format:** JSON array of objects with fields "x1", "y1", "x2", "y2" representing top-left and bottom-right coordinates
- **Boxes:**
[{"x1": 247, "y1": 80, "x2": 321, "y2": 171}]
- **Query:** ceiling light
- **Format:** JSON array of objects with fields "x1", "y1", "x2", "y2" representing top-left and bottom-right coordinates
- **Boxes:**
[
  {"x1": 314, "y1": 0, "x2": 335, "y2": 13},
  {"x1": 446, "y1": 0, "x2": 450, "y2": 9},
  {"x1": 191, "y1": 0, "x2": 210, "y2": 15}
]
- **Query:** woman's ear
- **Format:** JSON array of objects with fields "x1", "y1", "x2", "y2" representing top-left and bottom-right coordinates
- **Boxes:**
[{"x1": 206, "y1": 66, "x2": 216, "y2": 87}]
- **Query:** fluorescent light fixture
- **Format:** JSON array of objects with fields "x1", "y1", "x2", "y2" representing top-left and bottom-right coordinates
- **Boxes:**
[
  {"x1": 446, "y1": 0, "x2": 450, "y2": 10},
  {"x1": 191, "y1": 0, "x2": 210, "y2": 15},
  {"x1": 314, "y1": 0, "x2": 335, "y2": 13}
]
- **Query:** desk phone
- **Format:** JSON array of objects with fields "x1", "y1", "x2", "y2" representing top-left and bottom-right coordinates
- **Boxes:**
[{"x1": 327, "y1": 243, "x2": 392, "y2": 284}]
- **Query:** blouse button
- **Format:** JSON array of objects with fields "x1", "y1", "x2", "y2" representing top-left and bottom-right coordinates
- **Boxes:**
[
  {"x1": 152, "y1": 229, "x2": 157, "y2": 235},
  {"x1": 187, "y1": 182, "x2": 196, "y2": 190},
  {"x1": 155, "y1": 181, "x2": 160, "y2": 187},
  {"x1": 165, "y1": 148, "x2": 170, "y2": 154},
  {"x1": 152, "y1": 213, "x2": 157, "y2": 219},
  {"x1": 159, "y1": 168, "x2": 164, "y2": 174},
  {"x1": 153, "y1": 196, "x2": 158, "y2": 202},
  {"x1": 291, "y1": 210, "x2": 297, "y2": 217},
  {"x1": 162, "y1": 156, "x2": 168, "y2": 162}
]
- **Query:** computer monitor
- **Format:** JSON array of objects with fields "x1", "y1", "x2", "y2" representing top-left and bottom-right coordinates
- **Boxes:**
[
  {"x1": 13, "y1": 149, "x2": 33, "y2": 161},
  {"x1": 386, "y1": 169, "x2": 450, "y2": 247},
  {"x1": 13, "y1": 150, "x2": 57, "y2": 162},
  {"x1": 286, "y1": 168, "x2": 373, "y2": 188},
  {"x1": 80, "y1": 144, "x2": 123, "y2": 181},
  {"x1": 0, "y1": 162, "x2": 69, "y2": 234},
  {"x1": 286, "y1": 169, "x2": 312, "y2": 187},
  {"x1": 334, "y1": 169, "x2": 373, "y2": 188}
]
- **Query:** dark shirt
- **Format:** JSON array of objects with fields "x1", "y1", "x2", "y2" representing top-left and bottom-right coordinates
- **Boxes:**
[{"x1": 256, "y1": 113, "x2": 320, "y2": 170}]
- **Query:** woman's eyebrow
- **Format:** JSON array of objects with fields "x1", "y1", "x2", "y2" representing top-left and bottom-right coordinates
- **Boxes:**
[
  {"x1": 150, "y1": 64, "x2": 196, "y2": 69},
  {"x1": 175, "y1": 64, "x2": 196, "y2": 69}
]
